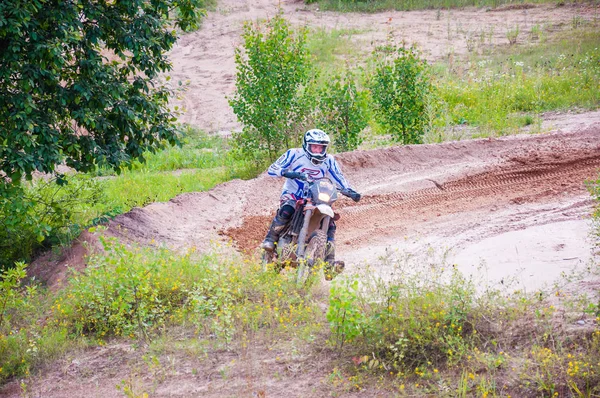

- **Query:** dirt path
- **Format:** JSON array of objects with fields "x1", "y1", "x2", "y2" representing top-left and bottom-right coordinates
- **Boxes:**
[{"x1": 105, "y1": 124, "x2": 600, "y2": 291}]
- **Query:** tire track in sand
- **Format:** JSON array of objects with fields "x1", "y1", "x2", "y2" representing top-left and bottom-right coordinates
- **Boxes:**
[{"x1": 335, "y1": 152, "x2": 600, "y2": 246}]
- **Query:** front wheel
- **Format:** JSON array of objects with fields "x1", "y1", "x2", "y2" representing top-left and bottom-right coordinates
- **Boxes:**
[{"x1": 296, "y1": 230, "x2": 327, "y2": 285}]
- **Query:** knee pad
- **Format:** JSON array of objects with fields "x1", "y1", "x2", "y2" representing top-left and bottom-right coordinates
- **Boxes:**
[{"x1": 278, "y1": 203, "x2": 296, "y2": 221}]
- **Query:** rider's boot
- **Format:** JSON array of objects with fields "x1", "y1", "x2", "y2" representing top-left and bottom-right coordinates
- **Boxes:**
[
  {"x1": 261, "y1": 215, "x2": 288, "y2": 252},
  {"x1": 324, "y1": 241, "x2": 345, "y2": 281}
]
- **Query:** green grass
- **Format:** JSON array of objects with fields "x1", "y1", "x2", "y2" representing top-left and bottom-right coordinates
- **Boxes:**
[
  {"x1": 96, "y1": 128, "x2": 258, "y2": 212},
  {"x1": 306, "y1": 27, "x2": 365, "y2": 74},
  {"x1": 435, "y1": 27, "x2": 600, "y2": 135},
  {"x1": 0, "y1": 126, "x2": 261, "y2": 268},
  {"x1": 312, "y1": 0, "x2": 586, "y2": 12},
  {"x1": 306, "y1": 22, "x2": 599, "y2": 142},
  {"x1": 94, "y1": 127, "x2": 260, "y2": 213}
]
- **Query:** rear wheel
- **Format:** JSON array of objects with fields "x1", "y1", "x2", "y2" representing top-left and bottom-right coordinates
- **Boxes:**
[{"x1": 296, "y1": 230, "x2": 326, "y2": 285}]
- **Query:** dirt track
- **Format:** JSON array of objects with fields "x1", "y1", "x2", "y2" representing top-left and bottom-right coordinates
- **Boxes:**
[
  {"x1": 24, "y1": 0, "x2": 599, "y2": 293},
  {"x1": 154, "y1": 0, "x2": 600, "y2": 289},
  {"x1": 108, "y1": 125, "x2": 599, "y2": 290}
]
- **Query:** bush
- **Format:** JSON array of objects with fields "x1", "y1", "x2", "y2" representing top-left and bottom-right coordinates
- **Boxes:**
[
  {"x1": 0, "y1": 176, "x2": 104, "y2": 270},
  {"x1": 229, "y1": 12, "x2": 313, "y2": 163},
  {"x1": 327, "y1": 262, "x2": 476, "y2": 371},
  {"x1": 370, "y1": 44, "x2": 433, "y2": 144},
  {"x1": 54, "y1": 237, "x2": 211, "y2": 339},
  {"x1": 315, "y1": 69, "x2": 369, "y2": 152},
  {"x1": 54, "y1": 238, "x2": 321, "y2": 342},
  {"x1": 0, "y1": 263, "x2": 69, "y2": 383}
]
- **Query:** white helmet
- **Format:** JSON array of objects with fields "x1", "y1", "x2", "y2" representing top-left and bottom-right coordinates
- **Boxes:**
[{"x1": 303, "y1": 129, "x2": 330, "y2": 164}]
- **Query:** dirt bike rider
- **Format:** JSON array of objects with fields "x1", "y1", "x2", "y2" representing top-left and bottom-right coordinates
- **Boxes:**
[{"x1": 260, "y1": 128, "x2": 362, "y2": 267}]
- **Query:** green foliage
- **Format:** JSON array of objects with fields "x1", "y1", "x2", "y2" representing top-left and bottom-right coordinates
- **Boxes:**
[
  {"x1": 0, "y1": 262, "x2": 70, "y2": 383},
  {"x1": 55, "y1": 237, "x2": 211, "y2": 339},
  {"x1": 306, "y1": 27, "x2": 362, "y2": 75},
  {"x1": 436, "y1": 29, "x2": 600, "y2": 135},
  {"x1": 54, "y1": 238, "x2": 321, "y2": 343},
  {"x1": 229, "y1": 13, "x2": 313, "y2": 163},
  {"x1": 176, "y1": 0, "x2": 215, "y2": 32},
  {"x1": 370, "y1": 45, "x2": 433, "y2": 145},
  {"x1": 0, "y1": 176, "x2": 104, "y2": 269},
  {"x1": 315, "y1": 69, "x2": 369, "y2": 152},
  {"x1": 0, "y1": 126, "x2": 258, "y2": 269},
  {"x1": 328, "y1": 264, "x2": 476, "y2": 371},
  {"x1": 0, "y1": 262, "x2": 29, "y2": 331},
  {"x1": 0, "y1": 0, "x2": 207, "y2": 185},
  {"x1": 327, "y1": 277, "x2": 370, "y2": 348},
  {"x1": 127, "y1": 126, "x2": 231, "y2": 173},
  {"x1": 96, "y1": 130, "x2": 259, "y2": 212},
  {"x1": 0, "y1": 242, "x2": 323, "y2": 383}
]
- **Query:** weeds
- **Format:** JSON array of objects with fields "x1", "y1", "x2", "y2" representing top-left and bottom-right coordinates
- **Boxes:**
[
  {"x1": 328, "y1": 259, "x2": 477, "y2": 372},
  {"x1": 434, "y1": 27, "x2": 600, "y2": 136},
  {"x1": 1, "y1": 233, "x2": 598, "y2": 396},
  {"x1": 304, "y1": 22, "x2": 599, "y2": 143},
  {"x1": 506, "y1": 24, "x2": 520, "y2": 45},
  {"x1": 311, "y1": 0, "x2": 567, "y2": 12},
  {"x1": 0, "y1": 263, "x2": 71, "y2": 384},
  {"x1": 325, "y1": 248, "x2": 600, "y2": 396}
]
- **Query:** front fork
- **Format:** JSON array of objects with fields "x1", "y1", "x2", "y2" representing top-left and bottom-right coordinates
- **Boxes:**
[{"x1": 295, "y1": 208, "x2": 312, "y2": 258}]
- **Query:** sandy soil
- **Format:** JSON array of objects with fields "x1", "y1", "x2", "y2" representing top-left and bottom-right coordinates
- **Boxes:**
[{"x1": 4, "y1": 1, "x2": 600, "y2": 397}]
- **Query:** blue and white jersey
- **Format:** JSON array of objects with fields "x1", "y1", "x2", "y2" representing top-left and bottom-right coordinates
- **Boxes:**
[{"x1": 267, "y1": 148, "x2": 352, "y2": 198}]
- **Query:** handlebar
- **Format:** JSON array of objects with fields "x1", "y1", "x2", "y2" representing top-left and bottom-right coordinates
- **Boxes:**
[{"x1": 281, "y1": 172, "x2": 361, "y2": 202}]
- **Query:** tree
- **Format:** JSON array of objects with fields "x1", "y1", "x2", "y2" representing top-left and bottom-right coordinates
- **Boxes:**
[
  {"x1": 228, "y1": 13, "x2": 312, "y2": 163},
  {"x1": 316, "y1": 69, "x2": 368, "y2": 152},
  {"x1": 0, "y1": 0, "x2": 206, "y2": 186},
  {"x1": 370, "y1": 45, "x2": 433, "y2": 145}
]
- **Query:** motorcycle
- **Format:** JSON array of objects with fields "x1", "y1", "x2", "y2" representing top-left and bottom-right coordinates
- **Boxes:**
[{"x1": 262, "y1": 177, "x2": 352, "y2": 285}]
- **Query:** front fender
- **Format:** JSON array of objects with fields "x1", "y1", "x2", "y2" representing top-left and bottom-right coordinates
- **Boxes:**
[{"x1": 316, "y1": 204, "x2": 334, "y2": 218}]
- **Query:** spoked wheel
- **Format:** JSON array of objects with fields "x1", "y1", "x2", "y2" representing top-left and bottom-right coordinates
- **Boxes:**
[{"x1": 296, "y1": 230, "x2": 327, "y2": 286}]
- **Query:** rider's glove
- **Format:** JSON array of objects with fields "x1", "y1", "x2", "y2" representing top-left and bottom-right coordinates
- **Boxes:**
[
  {"x1": 343, "y1": 188, "x2": 361, "y2": 202},
  {"x1": 282, "y1": 171, "x2": 308, "y2": 181}
]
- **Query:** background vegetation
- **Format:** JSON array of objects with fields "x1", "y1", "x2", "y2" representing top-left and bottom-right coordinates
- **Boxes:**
[
  {"x1": 0, "y1": 127, "x2": 256, "y2": 270},
  {"x1": 229, "y1": 13, "x2": 313, "y2": 163},
  {"x1": 305, "y1": 0, "x2": 585, "y2": 12}
]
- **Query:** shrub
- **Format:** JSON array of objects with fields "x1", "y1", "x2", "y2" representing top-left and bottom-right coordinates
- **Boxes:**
[
  {"x1": 55, "y1": 238, "x2": 322, "y2": 343},
  {"x1": 0, "y1": 263, "x2": 69, "y2": 383},
  {"x1": 315, "y1": 69, "x2": 369, "y2": 152},
  {"x1": 229, "y1": 12, "x2": 313, "y2": 163},
  {"x1": 54, "y1": 237, "x2": 211, "y2": 339},
  {"x1": 0, "y1": 176, "x2": 104, "y2": 270},
  {"x1": 327, "y1": 262, "x2": 476, "y2": 371},
  {"x1": 370, "y1": 44, "x2": 433, "y2": 145}
]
